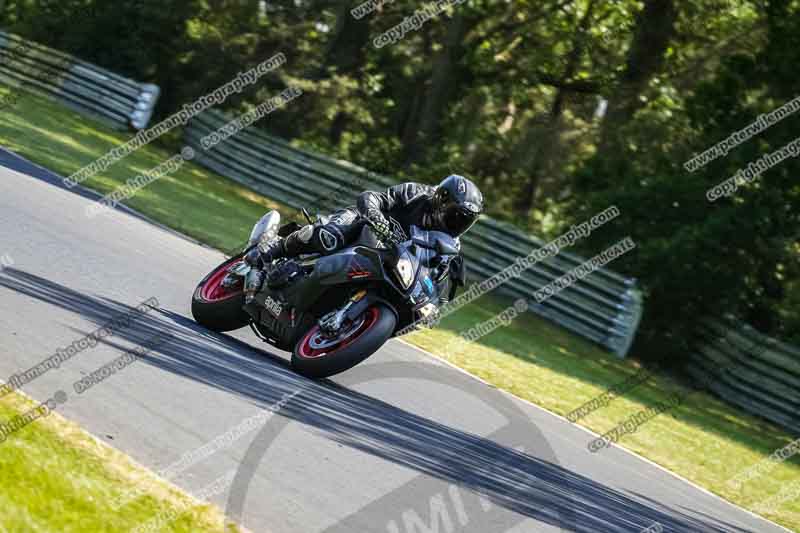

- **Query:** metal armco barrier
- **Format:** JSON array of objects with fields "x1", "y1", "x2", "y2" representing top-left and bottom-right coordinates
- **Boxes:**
[
  {"x1": 690, "y1": 317, "x2": 800, "y2": 435},
  {"x1": 184, "y1": 109, "x2": 644, "y2": 357},
  {"x1": 0, "y1": 31, "x2": 159, "y2": 130}
]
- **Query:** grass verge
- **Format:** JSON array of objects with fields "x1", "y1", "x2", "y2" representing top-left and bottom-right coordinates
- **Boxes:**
[
  {"x1": 0, "y1": 86, "x2": 798, "y2": 531},
  {"x1": 0, "y1": 389, "x2": 243, "y2": 532}
]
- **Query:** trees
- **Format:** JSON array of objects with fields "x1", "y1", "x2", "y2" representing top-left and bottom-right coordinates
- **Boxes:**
[
  {"x1": 4, "y1": 0, "x2": 796, "y2": 353},
  {"x1": 566, "y1": 0, "x2": 799, "y2": 358}
]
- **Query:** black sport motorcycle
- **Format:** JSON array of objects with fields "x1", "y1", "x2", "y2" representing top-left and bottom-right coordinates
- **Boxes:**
[{"x1": 191, "y1": 209, "x2": 463, "y2": 378}]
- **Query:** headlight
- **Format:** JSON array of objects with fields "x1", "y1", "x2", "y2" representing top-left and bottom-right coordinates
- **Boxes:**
[{"x1": 395, "y1": 253, "x2": 415, "y2": 289}]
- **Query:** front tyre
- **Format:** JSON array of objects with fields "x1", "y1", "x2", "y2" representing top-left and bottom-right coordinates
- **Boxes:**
[
  {"x1": 191, "y1": 254, "x2": 250, "y2": 332},
  {"x1": 292, "y1": 304, "x2": 396, "y2": 379}
]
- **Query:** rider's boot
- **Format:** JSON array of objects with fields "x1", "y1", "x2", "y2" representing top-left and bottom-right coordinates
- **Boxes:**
[
  {"x1": 275, "y1": 225, "x2": 317, "y2": 258},
  {"x1": 256, "y1": 239, "x2": 288, "y2": 265},
  {"x1": 240, "y1": 229, "x2": 314, "y2": 302},
  {"x1": 240, "y1": 242, "x2": 284, "y2": 303}
]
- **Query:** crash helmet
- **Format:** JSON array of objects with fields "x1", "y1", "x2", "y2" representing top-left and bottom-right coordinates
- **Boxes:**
[{"x1": 432, "y1": 174, "x2": 484, "y2": 237}]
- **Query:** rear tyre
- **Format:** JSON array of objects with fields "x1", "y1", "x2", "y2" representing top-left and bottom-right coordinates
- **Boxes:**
[
  {"x1": 192, "y1": 254, "x2": 250, "y2": 332},
  {"x1": 292, "y1": 303, "x2": 396, "y2": 379}
]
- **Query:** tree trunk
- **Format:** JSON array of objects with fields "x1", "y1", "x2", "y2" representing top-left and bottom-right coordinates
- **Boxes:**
[
  {"x1": 511, "y1": 0, "x2": 598, "y2": 217},
  {"x1": 329, "y1": 111, "x2": 348, "y2": 145},
  {"x1": 598, "y1": 0, "x2": 677, "y2": 150},
  {"x1": 510, "y1": 92, "x2": 566, "y2": 216},
  {"x1": 401, "y1": 12, "x2": 472, "y2": 166},
  {"x1": 321, "y1": 0, "x2": 371, "y2": 76},
  {"x1": 317, "y1": 0, "x2": 371, "y2": 144}
]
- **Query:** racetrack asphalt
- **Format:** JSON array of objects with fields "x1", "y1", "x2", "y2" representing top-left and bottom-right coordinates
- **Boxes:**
[{"x1": 0, "y1": 148, "x2": 790, "y2": 533}]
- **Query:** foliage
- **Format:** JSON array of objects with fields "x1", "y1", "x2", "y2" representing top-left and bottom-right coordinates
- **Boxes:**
[{"x1": 0, "y1": 0, "x2": 797, "y2": 354}]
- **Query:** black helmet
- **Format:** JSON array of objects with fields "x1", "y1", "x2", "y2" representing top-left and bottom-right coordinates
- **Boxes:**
[{"x1": 432, "y1": 174, "x2": 483, "y2": 237}]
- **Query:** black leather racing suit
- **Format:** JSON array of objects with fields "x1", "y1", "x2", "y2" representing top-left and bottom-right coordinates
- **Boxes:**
[
  {"x1": 278, "y1": 182, "x2": 463, "y2": 302},
  {"x1": 282, "y1": 182, "x2": 457, "y2": 257}
]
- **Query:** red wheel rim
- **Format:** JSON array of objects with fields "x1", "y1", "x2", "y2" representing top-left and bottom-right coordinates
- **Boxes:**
[
  {"x1": 297, "y1": 307, "x2": 380, "y2": 359},
  {"x1": 199, "y1": 259, "x2": 244, "y2": 302}
]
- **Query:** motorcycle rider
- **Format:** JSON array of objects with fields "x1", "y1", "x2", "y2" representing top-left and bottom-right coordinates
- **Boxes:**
[
  {"x1": 251, "y1": 174, "x2": 483, "y2": 264},
  {"x1": 241, "y1": 175, "x2": 483, "y2": 304}
]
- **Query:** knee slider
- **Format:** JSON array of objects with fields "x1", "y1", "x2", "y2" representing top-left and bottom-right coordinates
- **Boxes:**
[{"x1": 315, "y1": 226, "x2": 340, "y2": 252}]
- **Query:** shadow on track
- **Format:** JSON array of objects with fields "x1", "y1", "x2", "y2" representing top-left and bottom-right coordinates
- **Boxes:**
[{"x1": 0, "y1": 267, "x2": 757, "y2": 533}]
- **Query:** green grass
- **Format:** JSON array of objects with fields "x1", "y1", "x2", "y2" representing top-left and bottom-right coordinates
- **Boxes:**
[
  {"x1": 1, "y1": 86, "x2": 799, "y2": 531},
  {"x1": 0, "y1": 87, "x2": 295, "y2": 252},
  {"x1": 410, "y1": 294, "x2": 800, "y2": 529},
  {"x1": 0, "y1": 390, "x2": 243, "y2": 533}
]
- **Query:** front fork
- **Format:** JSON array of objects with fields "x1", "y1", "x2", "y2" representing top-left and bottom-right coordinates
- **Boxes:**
[{"x1": 319, "y1": 290, "x2": 369, "y2": 335}]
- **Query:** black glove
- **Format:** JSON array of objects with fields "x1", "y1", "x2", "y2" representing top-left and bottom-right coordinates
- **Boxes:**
[{"x1": 365, "y1": 210, "x2": 394, "y2": 242}]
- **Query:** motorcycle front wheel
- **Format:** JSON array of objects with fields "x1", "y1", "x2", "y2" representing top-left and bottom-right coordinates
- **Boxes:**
[
  {"x1": 292, "y1": 303, "x2": 396, "y2": 379},
  {"x1": 191, "y1": 254, "x2": 250, "y2": 332}
]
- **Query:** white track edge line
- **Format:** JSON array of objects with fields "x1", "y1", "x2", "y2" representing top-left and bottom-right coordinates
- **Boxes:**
[{"x1": 396, "y1": 338, "x2": 793, "y2": 533}]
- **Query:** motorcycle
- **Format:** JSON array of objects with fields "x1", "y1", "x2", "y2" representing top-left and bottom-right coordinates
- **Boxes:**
[{"x1": 191, "y1": 209, "x2": 464, "y2": 378}]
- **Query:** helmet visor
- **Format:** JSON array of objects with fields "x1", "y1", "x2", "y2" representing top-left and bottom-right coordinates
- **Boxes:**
[{"x1": 443, "y1": 204, "x2": 479, "y2": 236}]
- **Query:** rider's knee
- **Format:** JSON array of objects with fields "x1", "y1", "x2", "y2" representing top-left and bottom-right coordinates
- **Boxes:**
[{"x1": 314, "y1": 225, "x2": 343, "y2": 253}]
